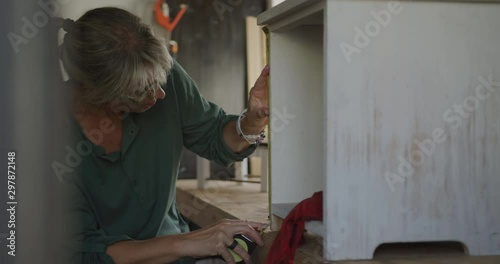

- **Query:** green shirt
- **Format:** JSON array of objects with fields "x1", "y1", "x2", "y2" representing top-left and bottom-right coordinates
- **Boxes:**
[{"x1": 65, "y1": 61, "x2": 255, "y2": 263}]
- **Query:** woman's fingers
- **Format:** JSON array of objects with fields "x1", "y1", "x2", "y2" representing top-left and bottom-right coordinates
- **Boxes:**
[
  {"x1": 247, "y1": 65, "x2": 270, "y2": 124},
  {"x1": 212, "y1": 231, "x2": 236, "y2": 263},
  {"x1": 194, "y1": 218, "x2": 267, "y2": 261},
  {"x1": 253, "y1": 65, "x2": 269, "y2": 90},
  {"x1": 215, "y1": 219, "x2": 266, "y2": 246},
  {"x1": 241, "y1": 225, "x2": 265, "y2": 247},
  {"x1": 244, "y1": 220, "x2": 269, "y2": 231},
  {"x1": 229, "y1": 243, "x2": 252, "y2": 264},
  {"x1": 221, "y1": 233, "x2": 238, "y2": 264},
  {"x1": 243, "y1": 221, "x2": 268, "y2": 245},
  {"x1": 218, "y1": 219, "x2": 268, "y2": 232},
  {"x1": 250, "y1": 65, "x2": 270, "y2": 99},
  {"x1": 220, "y1": 249, "x2": 236, "y2": 264},
  {"x1": 223, "y1": 222, "x2": 265, "y2": 247}
]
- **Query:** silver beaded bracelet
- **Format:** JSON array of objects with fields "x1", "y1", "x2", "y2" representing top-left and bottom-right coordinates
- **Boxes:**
[{"x1": 236, "y1": 109, "x2": 266, "y2": 145}]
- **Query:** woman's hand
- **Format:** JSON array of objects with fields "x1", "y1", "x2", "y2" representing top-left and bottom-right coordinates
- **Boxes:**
[
  {"x1": 222, "y1": 65, "x2": 270, "y2": 152},
  {"x1": 242, "y1": 65, "x2": 270, "y2": 134},
  {"x1": 105, "y1": 219, "x2": 267, "y2": 264},
  {"x1": 179, "y1": 219, "x2": 268, "y2": 264}
]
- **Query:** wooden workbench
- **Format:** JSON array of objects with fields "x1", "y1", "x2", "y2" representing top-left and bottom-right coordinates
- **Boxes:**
[{"x1": 176, "y1": 179, "x2": 500, "y2": 263}]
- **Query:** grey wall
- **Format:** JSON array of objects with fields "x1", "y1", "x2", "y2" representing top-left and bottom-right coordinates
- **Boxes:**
[
  {"x1": 2, "y1": 1, "x2": 73, "y2": 263},
  {"x1": 172, "y1": 0, "x2": 266, "y2": 114},
  {"x1": 171, "y1": 0, "x2": 266, "y2": 179},
  {"x1": 60, "y1": 0, "x2": 169, "y2": 38}
]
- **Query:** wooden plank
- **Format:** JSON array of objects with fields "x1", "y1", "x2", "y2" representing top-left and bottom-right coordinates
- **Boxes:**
[
  {"x1": 245, "y1": 16, "x2": 266, "y2": 95},
  {"x1": 260, "y1": 151, "x2": 268, "y2": 193},
  {"x1": 245, "y1": 16, "x2": 269, "y2": 144},
  {"x1": 176, "y1": 186, "x2": 236, "y2": 228},
  {"x1": 176, "y1": 179, "x2": 269, "y2": 227}
]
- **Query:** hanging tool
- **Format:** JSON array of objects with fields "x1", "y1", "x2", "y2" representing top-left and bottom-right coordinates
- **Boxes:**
[{"x1": 154, "y1": 0, "x2": 187, "y2": 32}]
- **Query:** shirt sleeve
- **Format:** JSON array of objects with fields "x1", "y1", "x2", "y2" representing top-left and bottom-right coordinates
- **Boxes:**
[
  {"x1": 64, "y1": 178, "x2": 133, "y2": 264},
  {"x1": 170, "y1": 60, "x2": 256, "y2": 166}
]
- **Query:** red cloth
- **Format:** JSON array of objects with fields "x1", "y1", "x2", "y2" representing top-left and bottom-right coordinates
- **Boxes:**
[{"x1": 265, "y1": 191, "x2": 323, "y2": 264}]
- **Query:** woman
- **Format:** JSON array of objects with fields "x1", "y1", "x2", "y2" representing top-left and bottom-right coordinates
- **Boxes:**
[{"x1": 59, "y1": 7, "x2": 269, "y2": 264}]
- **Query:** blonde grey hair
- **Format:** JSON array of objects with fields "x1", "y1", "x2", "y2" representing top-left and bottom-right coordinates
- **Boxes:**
[{"x1": 60, "y1": 7, "x2": 173, "y2": 107}]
